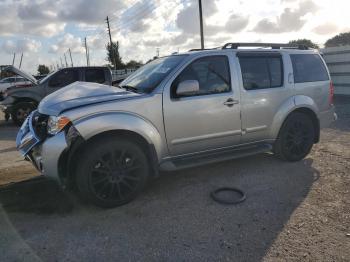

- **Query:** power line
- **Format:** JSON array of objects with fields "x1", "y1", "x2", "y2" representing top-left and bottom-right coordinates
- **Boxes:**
[
  {"x1": 64, "y1": 53, "x2": 68, "y2": 67},
  {"x1": 84, "y1": 37, "x2": 89, "y2": 66},
  {"x1": 106, "y1": 16, "x2": 117, "y2": 69},
  {"x1": 113, "y1": 1, "x2": 181, "y2": 33},
  {"x1": 19, "y1": 53, "x2": 23, "y2": 69},
  {"x1": 68, "y1": 48, "x2": 74, "y2": 67},
  {"x1": 12, "y1": 53, "x2": 16, "y2": 66},
  {"x1": 198, "y1": 0, "x2": 204, "y2": 49}
]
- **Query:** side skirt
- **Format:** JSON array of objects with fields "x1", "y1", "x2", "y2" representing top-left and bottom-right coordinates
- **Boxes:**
[{"x1": 159, "y1": 143, "x2": 273, "y2": 171}]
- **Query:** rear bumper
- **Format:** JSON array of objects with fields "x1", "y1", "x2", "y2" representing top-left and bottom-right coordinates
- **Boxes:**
[{"x1": 319, "y1": 107, "x2": 337, "y2": 128}]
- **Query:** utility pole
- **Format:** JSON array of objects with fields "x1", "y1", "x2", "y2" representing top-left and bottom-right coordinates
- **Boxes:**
[
  {"x1": 68, "y1": 48, "x2": 73, "y2": 67},
  {"x1": 84, "y1": 37, "x2": 89, "y2": 66},
  {"x1": 12, "y1": 53, "x2": 16, "y2": 66},
  {"x1": 198, "y1": 0, "x2": 204, "y2": 49},
  {"x1": 19, "y1": 53, "x2": 23, "y2": 69},
  {"x1": 64, "y1": 53, "x2": 68, "y2": 67},
  {"x1": 156, "y1": 48, "x2": 160, "y2": 57},
  {"x1": 106, "y1": 16, "x2": 116, "y2": 69}
]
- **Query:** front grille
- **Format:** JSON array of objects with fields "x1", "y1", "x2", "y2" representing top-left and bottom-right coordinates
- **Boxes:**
[{"x1": 31, "y1": 111, "x2": 49, "y2": 140}]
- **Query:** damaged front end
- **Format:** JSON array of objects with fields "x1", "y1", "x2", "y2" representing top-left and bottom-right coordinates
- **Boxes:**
[{"x1": 16, "y1": 111, "x2": 83, "y2": 187}]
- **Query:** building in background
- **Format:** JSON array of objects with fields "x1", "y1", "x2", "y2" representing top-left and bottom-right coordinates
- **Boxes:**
[{"x1": 322, "y1": 46, "x2": 350, "y2": 96}]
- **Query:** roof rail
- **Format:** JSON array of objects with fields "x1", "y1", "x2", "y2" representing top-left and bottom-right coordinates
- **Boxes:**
[
  {"x1": 222, "y1": 42, "x2": 309, "y2": 50},
  {"x1": 188, "y1": 46, "x2": 221, "y2": 52}
]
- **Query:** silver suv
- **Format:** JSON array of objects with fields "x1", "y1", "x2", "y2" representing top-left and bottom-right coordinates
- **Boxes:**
[{"x1": 16, "y1": 43, "x2": 337, "y2": 207}]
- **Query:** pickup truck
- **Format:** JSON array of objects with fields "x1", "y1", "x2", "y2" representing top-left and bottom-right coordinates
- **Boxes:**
[
  {"x1": 16, "y1": 42, "x2": 337, "y2": 208},
  {"x1": 0, "y1": 66, "x2": 112, "y2": 125}
]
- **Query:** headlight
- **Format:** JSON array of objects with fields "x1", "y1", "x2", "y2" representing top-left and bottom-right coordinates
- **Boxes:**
[{"x1": 47, "y1": 116, "x2": 71, "y2": 135}]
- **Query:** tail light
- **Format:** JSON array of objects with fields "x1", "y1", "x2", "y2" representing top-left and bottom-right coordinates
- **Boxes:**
[{"x1": 329, "y1": 81, "x2": 334, "y2": 105}]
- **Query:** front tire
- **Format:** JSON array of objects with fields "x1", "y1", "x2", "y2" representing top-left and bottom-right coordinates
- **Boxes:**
[
  {"x1": 11, "y1": 102, "x2": 35, "y2": 126},
  {"x1": 75, "y1": 138, "x2": 150, "y2": 208},
  {"x1": 274, "y1": 112, "x2": 315, "y2": 161}
]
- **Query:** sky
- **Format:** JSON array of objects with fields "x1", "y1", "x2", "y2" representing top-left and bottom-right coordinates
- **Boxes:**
[{"x1": 0, "y1": 0, "x2": 349, "y2": 74}]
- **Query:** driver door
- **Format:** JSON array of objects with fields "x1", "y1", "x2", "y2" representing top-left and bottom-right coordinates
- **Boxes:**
[{"x1": 163, "y1": 55, "x2": 242, "y2": 156}]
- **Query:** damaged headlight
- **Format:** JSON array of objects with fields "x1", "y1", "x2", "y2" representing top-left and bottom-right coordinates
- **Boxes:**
[{"x1": 47, "y1": 116, "x2": 71, "y2": 135}]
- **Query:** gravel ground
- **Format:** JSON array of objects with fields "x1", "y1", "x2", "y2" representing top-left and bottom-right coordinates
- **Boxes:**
[{"x1": 0, "y1": 97, "x2": 349, "y2": 262}]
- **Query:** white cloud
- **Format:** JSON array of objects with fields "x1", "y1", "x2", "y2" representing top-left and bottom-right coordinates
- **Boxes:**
[
  {"x1": 49, "y1": 34, "x2": 85, "y2": 54},
  {"x1": 313, "y1": 23, "x2": 339, "y2": 35},
  {"x1": 0, "y1": 0, "x2": 350, "y2": 73},
  {"x1": 254, "y1": 0, "x2": 319, "y2": 33},
  {"x1": 2, "y1": 38, "x2": 42, "y2": 54}
]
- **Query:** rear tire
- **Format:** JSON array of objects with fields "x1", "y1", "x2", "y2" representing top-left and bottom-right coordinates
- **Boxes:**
[
  {"x1": 273, "y1": 112, "x2": 315, "y2": 162},
  {"x1": 11, "y1": 102, "x2": 35, "y2": 126},
  {"x1": 75, "y1": 138, "x2": 149, "y2": 208}
]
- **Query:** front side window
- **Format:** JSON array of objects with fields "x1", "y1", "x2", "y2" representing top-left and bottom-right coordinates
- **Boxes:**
[
  {"x1": 239, "y1": 55, "x2": 283, "y2": 90},
  {"x1": 172, "y1": 55, "x2": 231, "y2": 97},
  {"x1": 85, "y1": 69, "x2": 105, "y2": 84},
  {"x1": 291, "y1": 54, "x2": 329, "y2": 83},
  {"x1": 48, "y1": 69, "x2": 79, "y2": 88}
]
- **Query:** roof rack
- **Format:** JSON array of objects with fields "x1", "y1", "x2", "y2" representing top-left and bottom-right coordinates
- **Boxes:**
[
  {"x1": 222, "y1": 42, "x2": 309, "y2": 50},
  {"x1": 188, "y1": 46, "x2": 221, "y2": 52}
]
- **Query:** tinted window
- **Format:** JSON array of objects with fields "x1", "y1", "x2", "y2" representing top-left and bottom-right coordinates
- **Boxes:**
[
  {"x1": 49, "y1": 69, "x2": 79, "y2": 88},
  {"x1": 239, "y1": 56, "x2": 283, "y2": 90},
  {"x1": 85, "y1": 69, "x2": 105, "y2": 84},
  {"x1": 291, "y1": 54, "x2": 329, "y2": 83},
  {"x1": 173, "y1": 56, "x2": 231, "y2": 97}
]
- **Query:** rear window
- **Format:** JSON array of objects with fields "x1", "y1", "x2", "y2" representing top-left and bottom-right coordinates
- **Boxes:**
[
  {"x1": 238, "y1": 55, "x2": 283, "y2": 90},
  {"x1": 291, "y1": 54, "x2": 329, "y2": 83},
  {"x1": 85, "y1": 69, "x2": 106, "y2": 84}
]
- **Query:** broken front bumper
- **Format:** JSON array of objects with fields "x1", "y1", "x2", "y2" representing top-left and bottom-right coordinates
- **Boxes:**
[{"x1": 16, "y1": 112, "x2": 68, "y2": 183}]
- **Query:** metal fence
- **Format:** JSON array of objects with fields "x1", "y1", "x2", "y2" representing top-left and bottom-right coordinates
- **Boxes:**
[
  {"x1": 111, "y1": 68, "x2": 137, "y2": 82},
  {"x1": 322, "y1": 46, "x2": 350, "y2": 95}
]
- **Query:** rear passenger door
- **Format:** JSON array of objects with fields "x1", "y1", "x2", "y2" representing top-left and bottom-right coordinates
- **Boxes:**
[
  {"x1": 84, "y1": 68, "x2": 108, "y2": 85},
  {"x1": 238, "y1": 52, "x2": 293, "y2": 143}
]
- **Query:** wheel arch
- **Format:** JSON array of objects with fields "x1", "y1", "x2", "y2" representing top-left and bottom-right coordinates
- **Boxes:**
[
  {"x1": 59, "y1": 129, "x2": 160, "y2": 189},
  {"x1": 59, "y1": 113, "x2": 165, "y2": 187},
  {"x1": 271, "y1": 95, "x2": 320, "y2": 143},
  {"x1": 11, "y1": 91, "x2": 41, "y2": 105}
]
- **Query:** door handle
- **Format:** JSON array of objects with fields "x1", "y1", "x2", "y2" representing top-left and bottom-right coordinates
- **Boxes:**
[{"x1": 223, "y1": 98, "x2": 239, "y2": 107}]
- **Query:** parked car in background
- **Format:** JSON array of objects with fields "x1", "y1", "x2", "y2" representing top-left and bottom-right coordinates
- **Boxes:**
[
  {"x1": 0, "y1": 66, "x2": 112, "y2": 125},
  {"x1": 0, "y1": 76, "x2": 31, "y2": 93},
  {"x1": 16, "y1": 42, "x2": 337, "y2": 208}
]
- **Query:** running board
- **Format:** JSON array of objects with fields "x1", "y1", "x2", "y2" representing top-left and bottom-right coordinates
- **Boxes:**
[{"x1": 159, "y1": 143, "x2": 273, "y2": 171}]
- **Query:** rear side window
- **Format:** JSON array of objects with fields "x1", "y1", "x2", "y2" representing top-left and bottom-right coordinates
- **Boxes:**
[
  {"x1": 291, "y1": 54, "x2": 329, "y2": 83},
  {"x1": 85, "y1": 69, "x2": 106, "y2": 84},
  {"x1": 238, "y1": 55, "x2": 283, "y2": 90}
]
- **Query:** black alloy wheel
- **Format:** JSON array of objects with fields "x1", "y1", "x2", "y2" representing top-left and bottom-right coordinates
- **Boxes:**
[
  {"x1": 76, "y1": 138, "x2": 149, "y2": 208},
  {"x1": 274, "y1": 112, "x2": 315, "y2": 161}
]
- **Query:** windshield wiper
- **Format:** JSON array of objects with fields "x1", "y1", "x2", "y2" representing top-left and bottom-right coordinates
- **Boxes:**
[{"x1": 118, "y1": 85, "x2": 141, "y2": 93}]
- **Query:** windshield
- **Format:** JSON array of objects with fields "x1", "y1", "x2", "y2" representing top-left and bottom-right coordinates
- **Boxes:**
[
  {"x1": 38, "y1": 70, "x2": 57, "y2": 84},
  {"x1": 120, "y1": 55, "x2": 187, "y2": 93}
]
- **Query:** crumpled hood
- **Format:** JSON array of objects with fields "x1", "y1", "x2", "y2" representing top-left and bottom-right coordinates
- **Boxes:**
[{"x1": 38, "y1": 81, "x2": 140, "y2": 116}]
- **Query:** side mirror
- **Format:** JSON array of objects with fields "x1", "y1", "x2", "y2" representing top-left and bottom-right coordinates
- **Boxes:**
[{"x1": 176, "y1": 80, "x2": 199, "y2": 96}]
